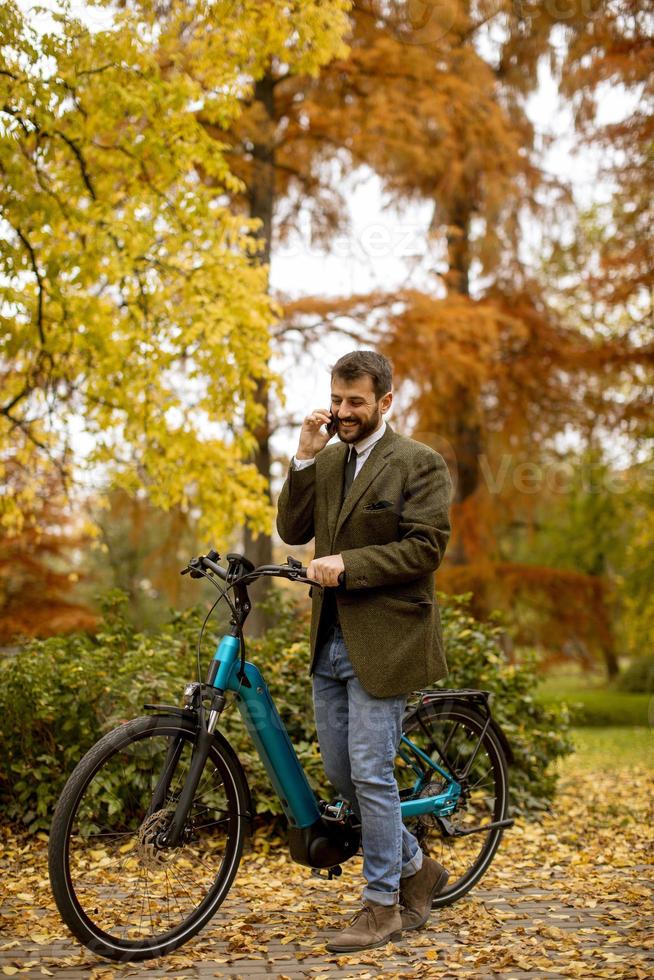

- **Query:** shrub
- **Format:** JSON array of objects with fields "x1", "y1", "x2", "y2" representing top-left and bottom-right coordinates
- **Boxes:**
[
  {"x1": 617, "y1": 653, "x2": 654, "y2": 694},
  {"x1": 435, "y1": 595, "x2": 573, "y2": 814},
  {"x1": 0, "y1": 591, "x2": 202, "y2": 832},
  {"x1": 0, "y1": 588, "x2": 571, "y2": 832}
]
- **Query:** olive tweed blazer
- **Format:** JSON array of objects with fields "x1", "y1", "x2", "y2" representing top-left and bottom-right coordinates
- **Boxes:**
[{"x1": 276, "y1": 424, "x2": 452, "y2": 697}]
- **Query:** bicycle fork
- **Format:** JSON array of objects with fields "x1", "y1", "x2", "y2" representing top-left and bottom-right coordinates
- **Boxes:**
[{"x1": 148, "y1": 694, "x2": 226, "y2": 848}]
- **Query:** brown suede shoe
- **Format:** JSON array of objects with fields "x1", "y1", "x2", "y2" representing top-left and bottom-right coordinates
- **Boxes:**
[
  {"x1": 399, "y1": 855, "x2": 449, "y2": 931},
  {"x1": 325, "y1": 899, "x2": 403, "y2": 952}
]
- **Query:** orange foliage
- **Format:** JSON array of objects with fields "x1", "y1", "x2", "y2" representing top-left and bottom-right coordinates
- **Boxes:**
[
  {"x1": 200, "y1": 3, "x2": 571, "y2": 264},
  {"x1": 193, "y1": 3, "x2": 650, "y2": 665},
  {"x1": 560, "y1": 1, "x2": 653, "y2": 311},
  {"x1": 439, "y1": 560, "x2": 614, "y2": 661},
  {"x1": 282, "y1": 285, "x2": 650, "y2": 565},
  {"x1": 0, "y1": 465, "x2": 95, "y2": 644},
  {"x1": 275, "y1": 5, "x2": 651, "y2": 672}
]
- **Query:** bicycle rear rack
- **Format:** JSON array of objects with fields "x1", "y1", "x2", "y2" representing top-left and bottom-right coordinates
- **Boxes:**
[
  {"x1": 406, "y1": 688, "x2": 514, "y2": 765},
  {"x1": 415, "y1": 688, "x2": 492, "y2": 706}
]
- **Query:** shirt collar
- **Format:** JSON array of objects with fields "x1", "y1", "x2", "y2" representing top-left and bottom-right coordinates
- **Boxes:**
[{"x1": 349, "y1": 418, "x2": 386, "y2": 457}]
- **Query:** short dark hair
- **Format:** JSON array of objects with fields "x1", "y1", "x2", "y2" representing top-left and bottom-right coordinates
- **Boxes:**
[{"x1": 331, "y1": 350, "x2": 393, "y2": 401}]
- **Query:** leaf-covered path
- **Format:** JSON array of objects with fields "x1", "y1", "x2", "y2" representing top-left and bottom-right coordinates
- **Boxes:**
[{"x1": 2, "y1": 749, "x2": 652, "y2": 979}]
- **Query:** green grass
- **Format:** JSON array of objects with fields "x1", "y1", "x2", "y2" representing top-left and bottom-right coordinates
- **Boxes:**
[
  {"x1": 534, "y1": 667, "x2": 652, "y2": 726},
  {"x1": 563, "y1": 727, "x2": 654, "y2": 770}
]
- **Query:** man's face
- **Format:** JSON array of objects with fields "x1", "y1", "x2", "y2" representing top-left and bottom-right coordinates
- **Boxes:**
[{"x1": 330, "y1": 373, "x2": 392, "y2": 444}]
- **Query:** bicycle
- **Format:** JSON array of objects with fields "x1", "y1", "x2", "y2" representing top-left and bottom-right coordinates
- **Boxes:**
[{"x1": 48, "y1": 550, "x2": 514, "y2": 962}]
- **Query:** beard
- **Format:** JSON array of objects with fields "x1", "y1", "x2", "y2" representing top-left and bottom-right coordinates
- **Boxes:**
[{"x1": 337, "y1": 403, "x2": 382, "y2": 443}]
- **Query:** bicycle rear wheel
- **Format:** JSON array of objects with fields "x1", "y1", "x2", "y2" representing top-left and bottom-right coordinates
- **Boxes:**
[
  {"x1": 49, "y1": 715, "x2": 249, "y2": 961},
  {"x1": 397, "y1": 699, "x2": 510, "y2": 906}
]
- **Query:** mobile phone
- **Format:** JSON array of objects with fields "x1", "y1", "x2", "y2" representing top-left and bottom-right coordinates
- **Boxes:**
[{"x1": 326, "y1": 412, "x2": 337, "y2": 437}]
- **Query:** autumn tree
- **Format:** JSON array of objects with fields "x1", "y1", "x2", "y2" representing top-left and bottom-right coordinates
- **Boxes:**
[
  {"x1": 185, "y1": 0, "x2": 561, "y2": 627},
  {"x1": 6, "y1": 0, "x2": 358, "y2": 632},
  {"x1": 95, "y1": 0, "x2": 557, "y2": 597},
  {"x1": 279, "y1": 2, "x2": 653, "y2": 673},
  {"x1": 0, "y1": 0, "x2": 350, "y2": 550},
  {"x1": 189, "y1": 0, "x2": 353, "y2": 616},
  {"x1": 281, "y1": 0, "x2": 574, "y2": 539},
  {"x1": 226, "y1": 0, "x2": 556, "y2": 556},
  {"x1": 560, "y1": 0, "x2": 653, "y2": 319},
  {"x1": 530, "y1": 0, "x2": 654, "y2": 670}
]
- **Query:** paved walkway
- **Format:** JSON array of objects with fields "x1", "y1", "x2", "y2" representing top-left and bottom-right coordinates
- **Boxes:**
[
  {"x1": 2, "y1": 850, "x2": 652, "y2": 979},
  {"x1": 2, "y1": 764, "x2": 652, "y2": 978}
]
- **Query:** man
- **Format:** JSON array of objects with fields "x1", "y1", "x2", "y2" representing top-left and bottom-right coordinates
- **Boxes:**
[{"x1": 276, "y1": 350, "x2": 452, "y2": 952}]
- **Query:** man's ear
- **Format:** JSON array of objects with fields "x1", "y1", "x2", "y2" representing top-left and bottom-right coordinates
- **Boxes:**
[{"x1": 380, "y1": 391, "x2": 393, "y2": 415}]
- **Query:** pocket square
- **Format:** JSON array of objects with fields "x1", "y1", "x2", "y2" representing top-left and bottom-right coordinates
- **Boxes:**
[{"x1": 365, "y1": 499, "x2": 393, "y2": 511}]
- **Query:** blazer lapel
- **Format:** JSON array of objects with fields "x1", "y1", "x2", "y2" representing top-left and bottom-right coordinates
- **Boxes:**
[{"x1": 333, "y1": 425, "x2": 398, "y2": 542}]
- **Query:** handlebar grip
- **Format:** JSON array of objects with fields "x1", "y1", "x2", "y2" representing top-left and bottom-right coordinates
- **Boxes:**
[{"x1": 202, "y1": 556, "x2": 228, "y2": 580}]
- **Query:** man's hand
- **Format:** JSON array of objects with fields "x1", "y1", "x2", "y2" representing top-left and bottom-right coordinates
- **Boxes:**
[
  {"x1": 307, "y1": 554, "x2": 345, "y2": 587},
  {"x1": 296, "y1": 408, "x2": 334, "y2": 460}
]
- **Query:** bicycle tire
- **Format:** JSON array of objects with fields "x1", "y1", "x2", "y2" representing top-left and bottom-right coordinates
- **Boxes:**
[
  {"x1": 397, "y1": 699, "x2": 510, "y2": 907},
  {"x1": 49, "y1": 715, "x2": 250, "y2": 962}
]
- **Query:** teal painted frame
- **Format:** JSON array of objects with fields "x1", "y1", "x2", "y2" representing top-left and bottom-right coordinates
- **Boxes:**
[{"x1": 210, "y1": 635, "x2": 461, "y2": 829}]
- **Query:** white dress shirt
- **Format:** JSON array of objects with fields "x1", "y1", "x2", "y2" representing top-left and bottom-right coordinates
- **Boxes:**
[{"x1": 292, "y1": 419, "x2": 387, "y2": 481}]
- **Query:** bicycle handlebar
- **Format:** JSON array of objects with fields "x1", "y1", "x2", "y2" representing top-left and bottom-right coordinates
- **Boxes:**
[
  {"x1": 245, "y1": 563, "x2": 316, "y2": 585},
  {"x1": 182, "y1": 552, "x2": 329, "y2": 588}
]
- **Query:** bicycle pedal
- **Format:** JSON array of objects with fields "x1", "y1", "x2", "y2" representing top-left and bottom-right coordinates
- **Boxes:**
[
  {"x1": 321, "y1": 799, "x2": 352, "y2": 823},
  {"x1": 311, "y1": 865, "x2": 342, "y2": 880}
]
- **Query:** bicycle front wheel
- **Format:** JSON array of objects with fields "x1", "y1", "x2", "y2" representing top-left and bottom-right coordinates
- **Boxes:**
[
  {"x1": 49, "y1": 715, "x2": 249, "y2": 961},
  {"x1": 397, "y1": 699, "x2": 510, "y2": 906}
]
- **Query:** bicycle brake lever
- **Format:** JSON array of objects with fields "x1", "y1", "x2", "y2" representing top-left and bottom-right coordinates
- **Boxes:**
[
  {"x1": 186, "y1": 557, "x2": 205, "y2": 578},
  {"x1": 180, "y1": 565, "x2": 203, "y2": 579}
]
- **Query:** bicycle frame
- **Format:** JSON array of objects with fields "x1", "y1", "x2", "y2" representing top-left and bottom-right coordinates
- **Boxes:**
[{"x1": 209, "y1": 633, "x2": 462, "y2": 832}]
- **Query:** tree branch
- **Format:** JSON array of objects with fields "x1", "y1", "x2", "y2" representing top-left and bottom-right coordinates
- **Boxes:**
[
  {"x1": 2, "y1": 104, "x2": 33, "y2": 136},
  {"x1": 1, "y1": 407, "x2": 50, "y2": 453},
  {"x1": 12, "y1": 222, "x2": 46, "y2": 345},
  {"x1": 53, "y1": 130, "x2": 97, "y2": 199},
  {"x1": 1, "y1": 384, "x2": 31, "y2": 417}
]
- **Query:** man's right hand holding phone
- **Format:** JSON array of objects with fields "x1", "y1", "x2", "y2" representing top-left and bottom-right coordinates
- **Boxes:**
[{"x1": 296, "y1": 409, "x2": 336, "y2": 461}]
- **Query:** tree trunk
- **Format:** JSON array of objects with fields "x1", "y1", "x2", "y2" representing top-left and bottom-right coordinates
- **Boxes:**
[
  {"x1": 243, "y1": 72, "x2": 276, "y2": 635},
  {"x1": 441, "y1": 198, "x2": 482, "y2": 567},
  {"x1": 588, "y1": 546, "x2": 619, "y2": 682},
  {"x1": 603, "y1": 645, "x2": 619, "y2": 681},
  {"x1": 446, "y1": 399, "x2": 483, "y2": 566}
]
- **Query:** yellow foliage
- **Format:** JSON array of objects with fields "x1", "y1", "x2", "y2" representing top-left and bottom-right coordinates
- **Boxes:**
[{"x1": 0, "y1": 0, "x2": 351, "y2": 539}]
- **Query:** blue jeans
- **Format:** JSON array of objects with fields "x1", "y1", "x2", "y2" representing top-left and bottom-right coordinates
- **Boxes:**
[{"x1": 312, "y1": 622, "x2": 423, "y2": 906}]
